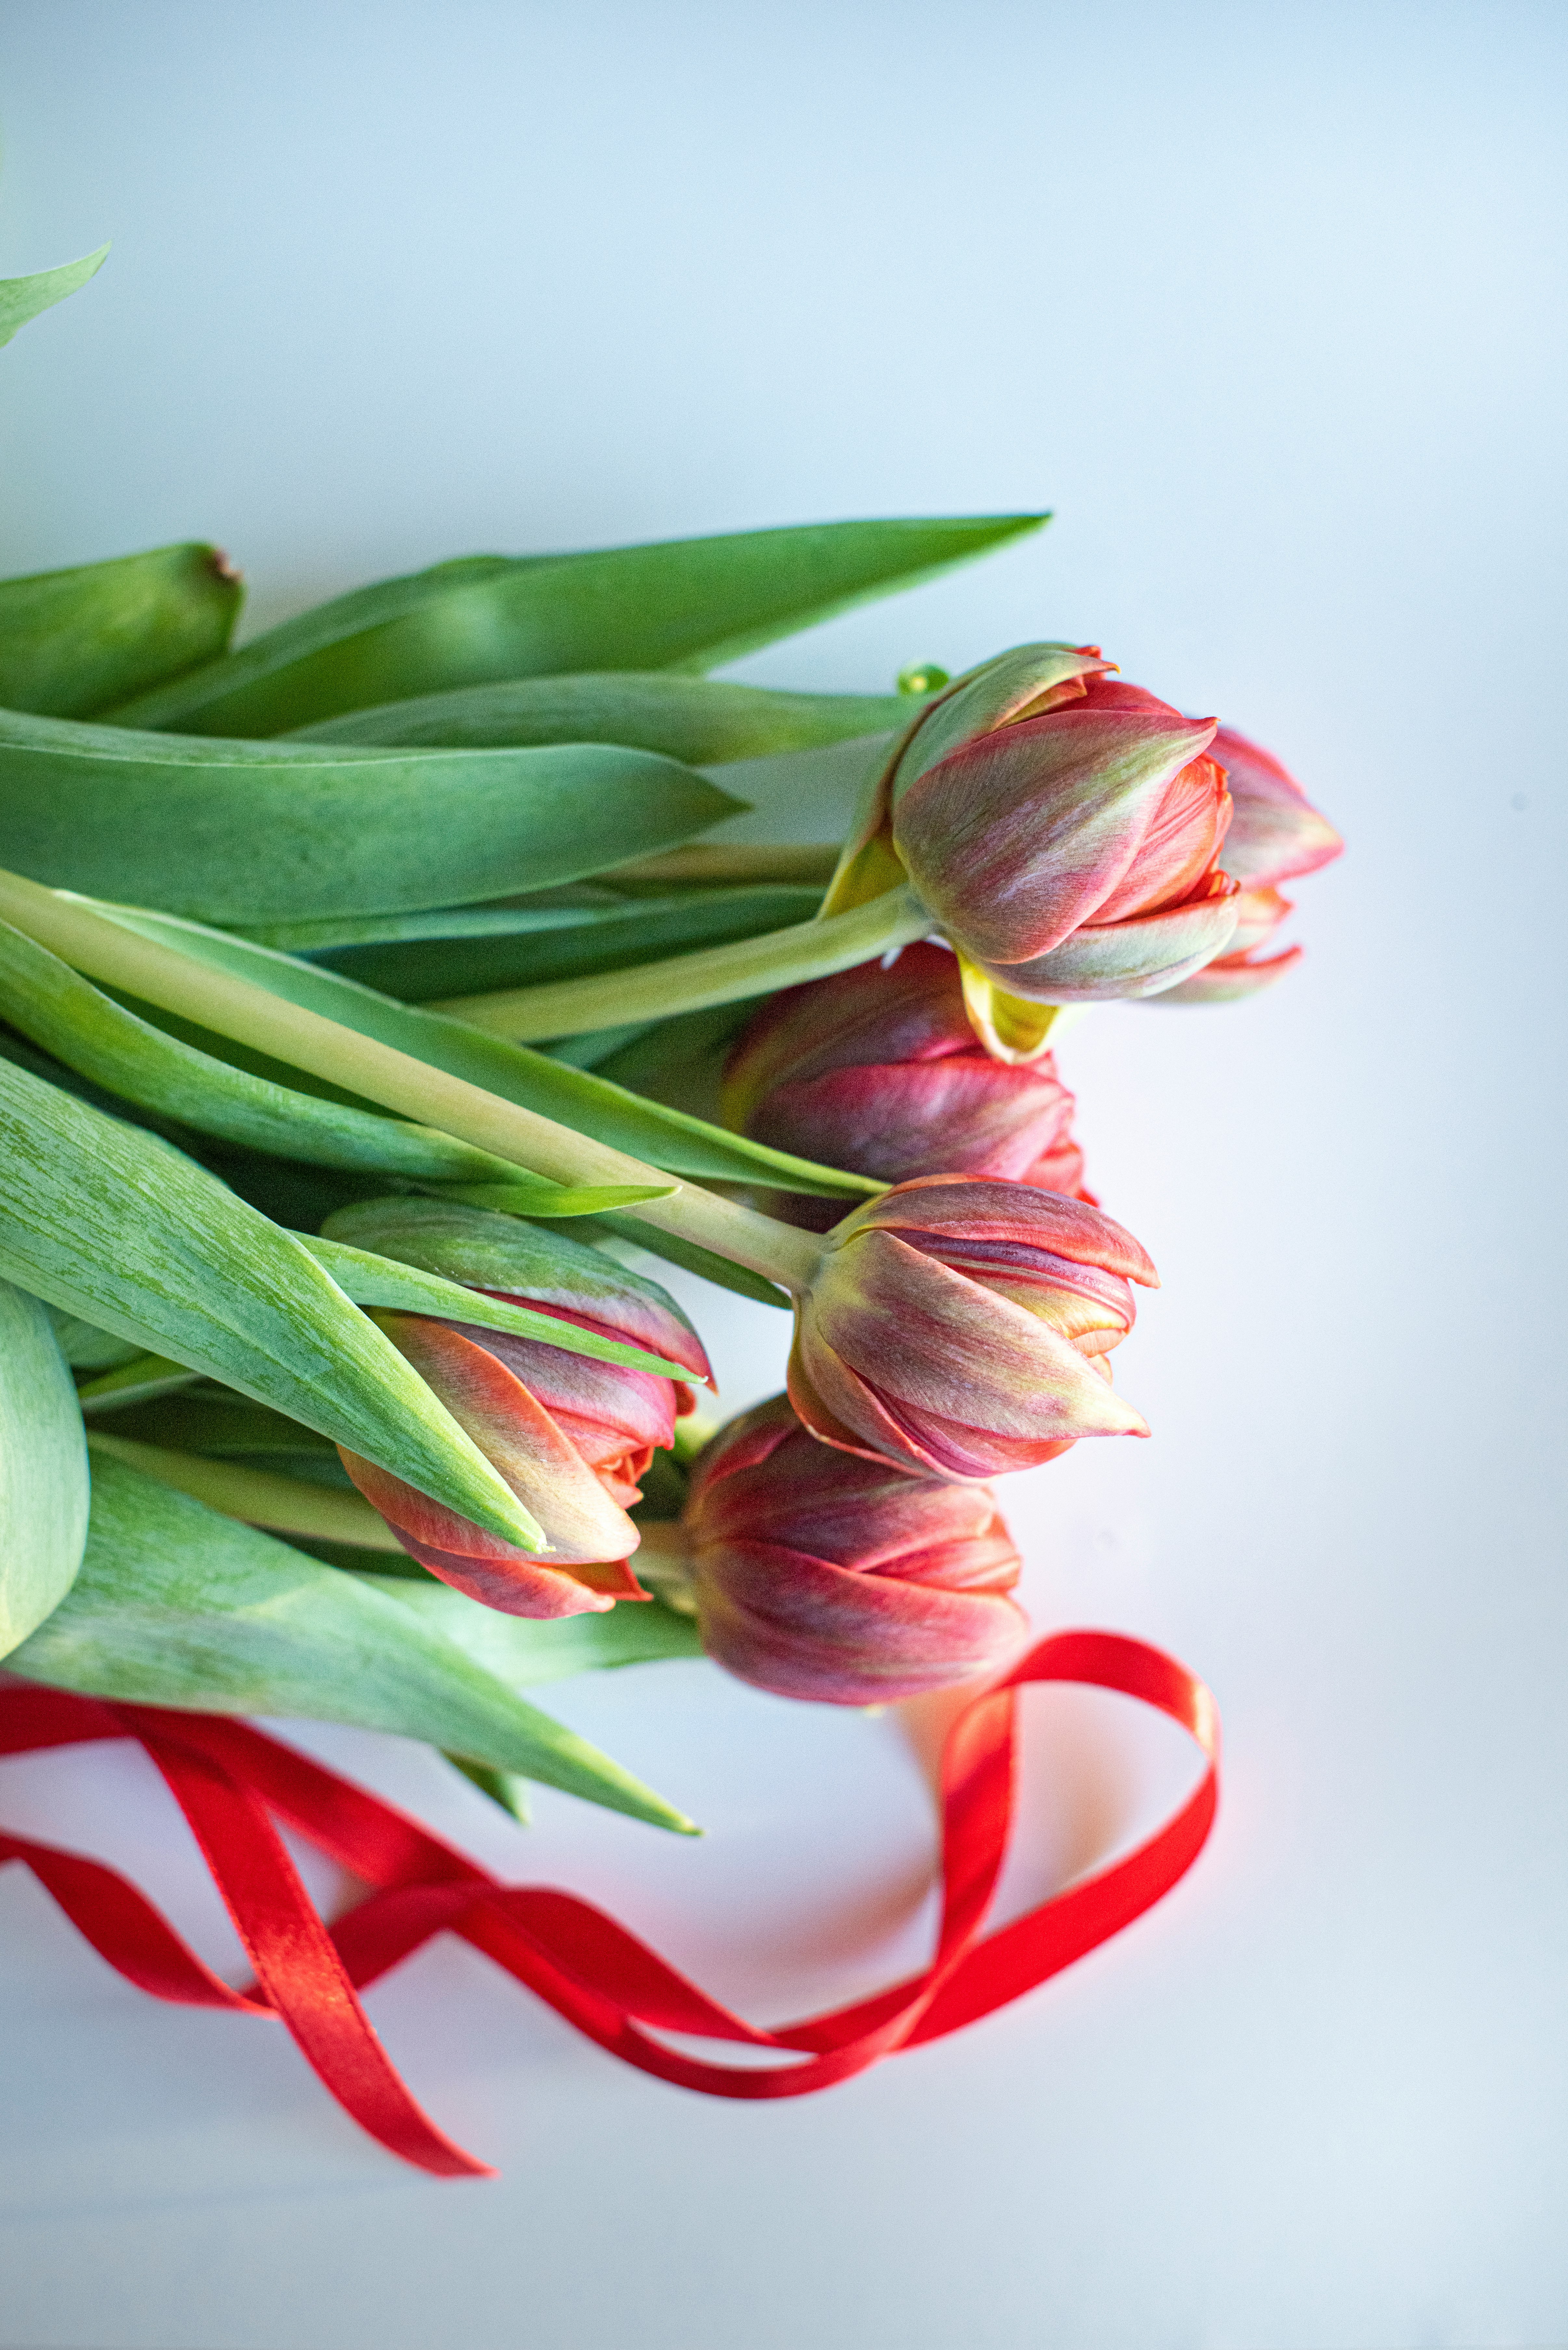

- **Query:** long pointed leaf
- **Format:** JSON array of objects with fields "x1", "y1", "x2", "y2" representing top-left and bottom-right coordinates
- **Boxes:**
[
  {"x1": 0, "y1": 1052, "x2": 542, "y2": 1550},
  {"x1": 0, "y1": 544, "x2": 243, "y2": 718},
  {"x1": 7, "y1": 1453, "x2": 696, "y2": 1831},
  {"x1": 106, "y1": 515, "x2": 1044, "y2": 738},
  {"x1": 0, "y1": 915, "x2": 529, "y2": 1181},
  {"x1": 0, "y1": 711, "x2": 743, "y2": 923},
  {"x1": 0, "y1": 1282, "x2": 89, "y2": 1655},
  {"x1": 288, "y1": 671, "x2": 923, "y2": 758},
  {"x1": 90, "y1": 904, "x2": 883, "y2": 1197},
  {"x1": 0, "y1": 245, "x2": 108, "y2": 348},
  {"x1": 306, "y1": 885, "x2": 825, "y2": 1002}
]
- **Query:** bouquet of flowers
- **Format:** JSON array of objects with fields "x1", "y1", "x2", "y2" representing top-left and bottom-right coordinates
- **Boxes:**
[{"x1": 0, "y1": 243, "x2": 1339, "y2": 2171}]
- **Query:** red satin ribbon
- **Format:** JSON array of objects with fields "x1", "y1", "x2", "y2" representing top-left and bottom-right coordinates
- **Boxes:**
[{"x1": 0, "y1": 1629, "x2": 1218, "y2": 2178}]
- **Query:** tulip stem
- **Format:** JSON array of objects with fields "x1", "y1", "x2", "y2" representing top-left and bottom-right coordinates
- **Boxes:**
[
  {"x1": 85, "y1": 1433, "x2": 406, "y2": 1551},
  {"x1": 425, "y1": 886, "x2": 931, "y2": 1041},
  {"x1": 0, "y1": 868, "x2": 830, "y2": 1294}
]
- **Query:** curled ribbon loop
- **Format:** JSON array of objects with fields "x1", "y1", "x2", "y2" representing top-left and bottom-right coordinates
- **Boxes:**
[{"x1": 0, "y1": 1629, "x2": 1219, "y2": 2175}]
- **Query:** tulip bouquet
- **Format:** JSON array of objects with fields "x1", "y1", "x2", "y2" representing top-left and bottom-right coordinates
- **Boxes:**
[{"x1": 0, "y1": 244, "x2": 1338, "y2": 2158}]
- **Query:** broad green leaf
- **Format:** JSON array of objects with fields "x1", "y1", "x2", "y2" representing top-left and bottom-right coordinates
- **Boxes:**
[
  {"x1": 298, "y1": 1232, "x2": 695, "y2": 1380},
  {"x1": 107, "y1": 515, "x2": 1046, "y2": 738},
  {"x1": 288, "y1": 671, "x2": 923, "y2": 759},
  {"x1": 0, "y1": 1282, "x2": 89, "y2": 1654},
  {"x1": 92, "y1": 904, "x2": 882, "y2": 1198},
  {"x1": 0, "y1": 712, "x2": 744, "y2": 924},
  {"x1": 242, "y1": 887, "x2": 651, "y2": 954},
  {"x1": 0, "y1": 1051, "x2": 542, "y2": 1550},
  {"x1": 0, "y1": 544, "x2": 243, "y2": 718},
  {"x1": 7, "y1": 1452, "x2": 697, "y2": 1831},
  {"x1": 361, "y1": 1568, "x2": 702, "y2": 1685},
  {"x1": 304, "y1": 885, "x2": 825, "y2": 1002},
  {"x1": 0, "y1": 914, "x2": 533, "y2": 1183},
  {"x1": 0, "y1": 245, "x2": 108, "y2": 349}
]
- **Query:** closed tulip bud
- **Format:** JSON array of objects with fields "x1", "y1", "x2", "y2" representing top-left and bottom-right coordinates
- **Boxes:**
[
  {"x1": 790, "y1": 1175, "x2": 1157, "y2": 1481},
  {"x1": 1155, "y1": 727, "x2": 1343, "y2": 1003},
  {"x1": 825, "y1": 645, "x2": 1241, "y2": 1057},
  {"x1": 323, "y1": 1199, "x2": 710, "y2": 1618},
  {"x1": 683, "y1": 1394, "x2": 1030, "y2": 1703},
  {"x1": 720, "y1": 942, "x2": 1089, "y2": 1224}
]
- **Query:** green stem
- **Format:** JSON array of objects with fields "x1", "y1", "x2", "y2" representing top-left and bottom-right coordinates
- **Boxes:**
[
  {"x1": 85, "y1": 1432, "x2": 406, "y2": 1551},
  {"x1": 427, "y1": 886, "x2": 930, "y2": 1041},
  {"x1": 0, "y1": 867, "x2": 827, "y2": 1292}
]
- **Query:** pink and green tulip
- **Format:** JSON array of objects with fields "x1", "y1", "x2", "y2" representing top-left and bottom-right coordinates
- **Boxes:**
[
  {"x1": 330, "y1": 1202, "x2": 711, "y2": 1617},
  {"x1": 721, "y1": 942, "x2": 1090, "y2": 1218},
  {"x1": 789, "y1": 1176, "x2": 1157, "y2": 1481},
  {"x1": 684, "y1": 1393, "x2": 1029, "y2": 1704}
]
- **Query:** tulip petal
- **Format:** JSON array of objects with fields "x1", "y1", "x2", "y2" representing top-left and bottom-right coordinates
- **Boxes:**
[
  {"x1": 1153, "y1": 945, "x2": 1304, "y2": 1004},
  {"x1": 894, "y1": 706, "x2": 1220, "y2": 964},
  {"x1": 977, "y1": 882, "x2": 1240, "y2": 1002},
  {"x1": 1211, "y1": 724, "x2": 1343, "y2": 887},
  {"x1": 691, "y1": 1535, "x2": 1030, "y2": 1704},
  {"x1": 843, "y1": 1176, "x2": 1158, "y2": 1288},
  {"x1": 321, "y1": 1197, "x2": 712, "y2": 1384},
  {"x1": 366, "y1": 1316, "x2": 641, "y2": 1567}
]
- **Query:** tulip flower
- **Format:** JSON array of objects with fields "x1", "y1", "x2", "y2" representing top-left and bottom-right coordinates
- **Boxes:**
[
  {"x1": 819, "y1": 644, "x2": 1242, "y2": 1059},
  {"x1": 1156, "y1": 724, "x2": 1343, "y2": 1003},
  {"x1": 324, "y1": 1199, "x2": 711, "y2": 1617},
  {"x1": 720, "y1": 942, "x2": 1089, "y2": 1220},
  {"x1": 788, "y1": 1175, "x2": 1157, "y2": 1480},
  {"x1": 681, "y1": 1393, "x2": 1030, "y2": 1703}
]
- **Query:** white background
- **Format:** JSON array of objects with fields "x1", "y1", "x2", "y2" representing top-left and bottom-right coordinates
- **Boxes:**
[{"x1": 0, "y1": 5, "x2": 1564, "y2": 2344}]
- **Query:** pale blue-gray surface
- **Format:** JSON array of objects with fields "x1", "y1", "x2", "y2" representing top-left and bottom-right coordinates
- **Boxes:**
[{"x1": 0, "y1": 4, "x2": 1563, "y2": 2345}]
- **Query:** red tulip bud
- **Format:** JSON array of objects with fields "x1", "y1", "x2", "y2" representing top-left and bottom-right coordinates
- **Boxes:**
[
  {"x1": 791, "y1": 1176, "x2": 1157, "y2": 1480},
  {"x1": 874, "y1": 648, "x2": 1241, "y2": 1006},
  {"x1": 684, "y1": 1394, "x2": 1029, "y2": 1703},
  {"x1": 720, "y1": 943, "x2": 1089, "y2": 1221},
  {"x1": 325, "y1": 1200, "x2": 710, "y2": 1617}
]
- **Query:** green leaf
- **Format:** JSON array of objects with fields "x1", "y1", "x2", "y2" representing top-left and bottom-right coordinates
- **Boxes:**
[
  {"x1": 287, "y1": 670, "x2": 924, "y2": 758},
  {"x1": 0, "y1": 544, "x2": 243, "y2": 718},
  {"x1": 444, "y1": 1753, "x2": 531, "y2": 1823},
  {"x1": 0, "y1": 712, "x2": 744, "y2": 924},
  {"x1": 298, "y1": 1231, "x2": 695, "y2": 1380},
  {"x1": 0, "y1": 244, "x2": 108, "y2": 349},
  {"x1": 359, "y1": 1568, "x2": 703, "y2": 1685},
  {"x1": 81, "y1": 1389, "x2": 339, "y2": 1454},
  {"x1": 305, "y1": 885, "x2": 826, "y2": 1002},
  {"x1": 0, "y1": 913, "x2": 539, "y2": 1183},
  {"x1": 0, "y1": 1282, "x2": 89, "y2": 1655},
  {"x1": 91, "y1": 905, "x2": 883, "y2": 1198},
  {"x1": 317, "y1": 1195, "x2": 713, "y2": 1357},
  {"x1": 46, "y1": 1304, "x2": 144, "y2": 1369},
  {"x1": 84, "y1": 1431, "x2": 405, "y2": 1551},
  {"x1": 76, "y1": 1354, "x2": 203, "y2": 1414},
  {"x1": 7, "y1": 1452, "x2": 697, "y2": 1832},
  {"x1": 106, "y1": 515, "x2": 1046, "y2": 738},
  {"x1": 0, "y1": 1050, "x2": 543, "y2": 1550},
  {"x1": 517, "y1": 1209, "x2": 793, "y2": 1310}
]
